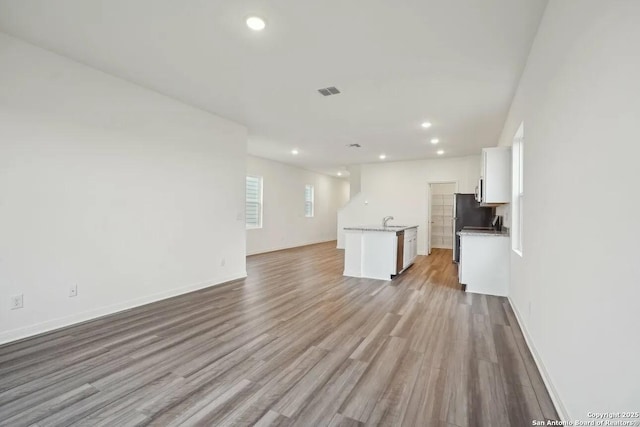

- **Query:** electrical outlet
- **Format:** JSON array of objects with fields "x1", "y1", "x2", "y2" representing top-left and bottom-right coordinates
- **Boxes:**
[
  {"x1": 69, "y1": 284, "x2": 78, "y2": 297},
  {"x1": 220, "y1": 258, "x2": 226, "y2": 267},
  {"x1": 11, "y1": 294, "x2": 23, "y2": 310}
]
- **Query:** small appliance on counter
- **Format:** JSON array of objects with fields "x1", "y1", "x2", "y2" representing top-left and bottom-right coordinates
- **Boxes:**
[{"x1": 491, "y1": 215, "x2": 503, "y2": 231}]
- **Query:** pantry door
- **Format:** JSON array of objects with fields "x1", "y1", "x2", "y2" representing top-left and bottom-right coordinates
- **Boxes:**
[{"x1": 428, "y1": 182, "x2": 456, "y2": 254}]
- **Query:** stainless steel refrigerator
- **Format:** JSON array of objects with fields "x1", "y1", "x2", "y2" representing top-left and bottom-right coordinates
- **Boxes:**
[{"x1": 453, "y1": 193, "x2": 495, "y2": 263}]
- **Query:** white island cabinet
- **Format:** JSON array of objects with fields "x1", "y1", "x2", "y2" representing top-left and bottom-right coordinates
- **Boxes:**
[{"x1": 343, "y1": 225, "x2": 418, "y2": 281}]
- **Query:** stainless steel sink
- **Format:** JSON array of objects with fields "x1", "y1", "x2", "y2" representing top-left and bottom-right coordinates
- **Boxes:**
[{"x1": 384, "y1": 225, "x2": 408, "y2": 229}]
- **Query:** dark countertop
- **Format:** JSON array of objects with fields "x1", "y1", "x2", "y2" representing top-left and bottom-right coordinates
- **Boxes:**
[{"x1": 457, "y1": 227, "x2": 509, "y2": 237}]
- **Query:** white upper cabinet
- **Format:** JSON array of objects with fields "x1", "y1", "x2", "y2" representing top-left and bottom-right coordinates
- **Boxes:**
[{"x1": 477, "y1": 147, "x2": 511, "y2": 205}]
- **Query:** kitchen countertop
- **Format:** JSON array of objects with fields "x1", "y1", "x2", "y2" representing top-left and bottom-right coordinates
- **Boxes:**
[
  {"x1": 344, "y1": 225, "x2": 419, "y2": 232},
  {"x1": 457, "y1": 228, "x2": 509, "y2": 237}
]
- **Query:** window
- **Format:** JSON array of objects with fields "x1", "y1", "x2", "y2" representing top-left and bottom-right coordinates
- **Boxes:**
[
  {"x1": 246, "y1": 176, "x2": 263, "y2": 229},
  {"x1": 304, "y1": 184, "x2": 314, "y2": 217},
  {"x1": 512, "y1": 123, "x2": 524, "y2": 256}
]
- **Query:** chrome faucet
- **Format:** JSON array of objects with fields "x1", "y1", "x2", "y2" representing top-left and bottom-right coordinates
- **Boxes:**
[{"x1": 382, "y1": 216, "x2": 394, "y2": 227}]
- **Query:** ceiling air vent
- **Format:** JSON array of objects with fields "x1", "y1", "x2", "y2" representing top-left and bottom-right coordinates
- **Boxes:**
[{"x1": 318, "y1": 86, "x2": 341, "y2": 96}]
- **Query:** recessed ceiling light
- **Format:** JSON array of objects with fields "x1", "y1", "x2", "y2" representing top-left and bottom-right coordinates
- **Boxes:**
[
  {"x1": 379, "y1": 154, "x2": 386, "y2": 160},
  {"x1": 421, "y1": 122, "x2": 432, "y2": 129},
  {"x1": 437, "y1": 150, "x2": 445, "y2": 155},
  {"x1": 337, "y1": 172, "x2": 342, "y2": 176},
  {"x1": 246, "y1": 16, "x2": 266, "y2": 31},
  {"x1": 291, "y1": 149, "x2": 299, "y2": 155},
  {"x1": 431, "y1": 138, "x2": 439, "y2": 144}
]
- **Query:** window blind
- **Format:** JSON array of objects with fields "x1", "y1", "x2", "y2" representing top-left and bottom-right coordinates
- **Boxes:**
[
  {"x1": 304, "y1": 184, "x2": 314, "y2": 218},
  {"x1": 246, "y1": 176, "x2": 262, "y2": 228}
]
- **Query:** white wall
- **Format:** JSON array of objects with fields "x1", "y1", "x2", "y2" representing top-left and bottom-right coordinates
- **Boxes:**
[
  {"x1": 496, "y1": 0, "x2": 640, "y2": 419},
  {"x1": 347, "y1": 164, "x2": 362, "y2": 197},
  {"x1": 246, "y1": 156, "x2": 349, "y2": 255},
  {"x1": 430, "y1": 182, "x2": 456, "y2": 195},
  {"x1": 0, "y1": 33, "x2": 248, "y2": 344},
  {"x1": 337, "y1": 155, "x2": 480, "y2": 252},
  {"x1": 336, "y1": 192, "x2": 367, "y2": 249}
]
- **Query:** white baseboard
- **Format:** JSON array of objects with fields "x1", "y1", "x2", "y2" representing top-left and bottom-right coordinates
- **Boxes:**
[
  {"x1": 507, "y1": 297, "x2": 569, "y2": 421},
  {"x1": 343, "y1": 269, "x2": 361, "y2": 277},
  {"x1": 0, "y1": 271, "x2": 247, "y2": 346}
]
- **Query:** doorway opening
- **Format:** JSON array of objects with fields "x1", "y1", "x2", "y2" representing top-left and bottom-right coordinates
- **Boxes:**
[{"x1": 428, "y1": 182, "x2": 457, "y2": 255}]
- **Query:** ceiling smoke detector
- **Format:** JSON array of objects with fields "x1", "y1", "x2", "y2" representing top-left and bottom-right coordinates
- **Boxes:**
[{"x1": 318, "y1": 86, "x2": 341, "y2": 96}]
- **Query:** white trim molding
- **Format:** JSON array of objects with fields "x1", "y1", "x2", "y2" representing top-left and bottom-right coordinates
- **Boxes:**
[
  {"x1": 0, "y1": 272, "x2": 247, "y2": 345},
  {"x1": 508, "y1": 297, "x2": 569, "y2": 421}
]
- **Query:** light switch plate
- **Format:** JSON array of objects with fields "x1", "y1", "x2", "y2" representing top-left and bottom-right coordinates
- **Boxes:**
[{"x1": 11, "y1": 294, "x2": 23, "y2": 310}]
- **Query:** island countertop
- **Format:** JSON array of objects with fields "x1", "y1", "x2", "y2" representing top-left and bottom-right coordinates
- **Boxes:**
[{"x1": 344, "y1": 225, "x2": 419, "y2": 232}]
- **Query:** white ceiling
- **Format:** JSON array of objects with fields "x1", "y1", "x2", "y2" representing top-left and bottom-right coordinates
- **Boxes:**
[{"x1": 0, "y1": 0, "x2": 548, "y2": 176}]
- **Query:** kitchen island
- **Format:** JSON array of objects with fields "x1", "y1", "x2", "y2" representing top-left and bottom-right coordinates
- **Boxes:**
[{"x1": 343, "y1": 225, "x2": 418, "y2": 280}]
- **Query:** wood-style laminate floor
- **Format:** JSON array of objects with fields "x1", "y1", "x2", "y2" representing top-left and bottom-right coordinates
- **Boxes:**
[{"x1": 0, "y1": 243, "x2": 558, "y2": 426}]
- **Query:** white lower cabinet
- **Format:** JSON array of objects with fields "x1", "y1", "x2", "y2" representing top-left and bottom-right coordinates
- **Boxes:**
[
  {"x1": 459, "y1": 234, "x2": 509, "y2": 296},
  {"x1": 402, "y1": 228, "x2": 418, "y2": 269}
]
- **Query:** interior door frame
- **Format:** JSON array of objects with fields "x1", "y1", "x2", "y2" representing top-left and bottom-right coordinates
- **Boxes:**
[{"x1": 427, "y1": 180, "x2": 459, "y2": 255}]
